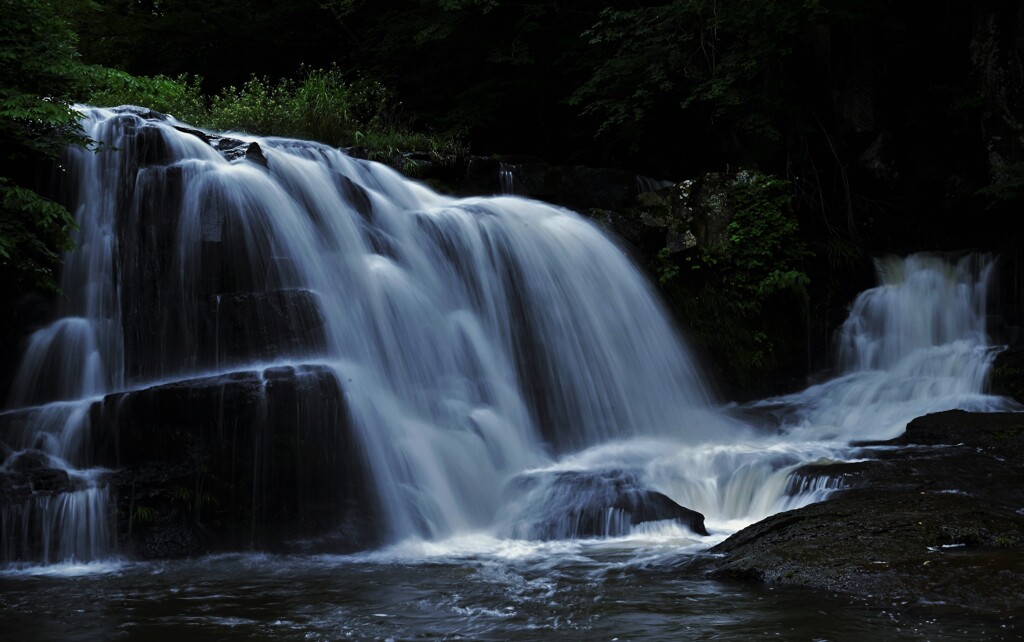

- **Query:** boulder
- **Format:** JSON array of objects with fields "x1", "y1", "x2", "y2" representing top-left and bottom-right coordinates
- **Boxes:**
[
  {"x1": 335, "y1": 174, "x2": 373, "y2": 221},
  {"x1": 202, "y1": 289, "x2": 328, "y2": 366},
  {"x1": 990, "y1": 344, "x2": 1024, "y2": 404},
  {"x1": 0, "y1": 450, "x2": 74, "y2": 502},
  {"x1": 88, "y1": 364, "x2": 378, "y2": 557},
  {"x1": 503, "y1": 468, "x2": 708, "y2": 539},
  {"x1": 173, "y1": 125, "x2": 268, "y2": 168},
  {"x1": 707, "y1": 410, "x2": 1024, "y2": 616}
]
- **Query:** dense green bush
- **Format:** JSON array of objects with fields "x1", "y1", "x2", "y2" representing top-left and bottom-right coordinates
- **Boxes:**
[
  {"x1": 82, "y1": 66, "x2": 207, "y2": 124},
  {"x1": 0, "y1": 179, "x2": 77, "y2": 294},
  {"x1": 1, "y1": 0, "x2": 91, "y2": 295},
  {"x1": 82, "y1": 66, "x2": 467, "y2": 166},
  {"x1": 659, "y1": 170, "x2": 810, "y2": 392}
]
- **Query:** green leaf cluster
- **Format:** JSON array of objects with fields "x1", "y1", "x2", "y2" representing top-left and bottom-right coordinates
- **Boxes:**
[
  {"x1": 81, "y1": 66, "x2": 467, "y2": 166},
  {"x1": 81, "y1": 66, "x2": 207, "y2": 123},
  {"x1": 571, "y1": 0, "x2": 825, "y2": 153},
  {"x1": 721, "y1": 171, "x2": 810, "y2": 307},
  {"x1": 0, "y1": 179, "x2": 78, "y2": 294},
  {"x1": 665, "y1": 170, "x2": 810, "y2": 390},
  {"x1": 0, "y1": 0, "x2": 93, "y2": 158},
  {"x1": 1, "y1": 0, "x2": 95, "y2": 296}
]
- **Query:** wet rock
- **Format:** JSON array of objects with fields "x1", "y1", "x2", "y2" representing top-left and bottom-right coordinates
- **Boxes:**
[
  {"x1": 707, "y1": 410, "x2": 1024, "y2": 616},
  {"x1": 219, "y1": 140, "x2": 268, "y2": 168},
  {"x1": 89, "y1": 365, "x2": 378, "y2": 558},
  {"x1": 457, "y1": 155, "x2": 641, "y2": 211},
  {"x1": 0, "y1": 450, "x2": 74, "y2": 501},
  {"x1": 173, "y1": 125, "x2": 268, "y2": 167},
  {"x1": 120, "y1": 161, "x2": 327, "y2": 375},
  {"x1": 124, "y1": 123, "x2": 175, "y2": 167},
  {"x1": 336, "y1": 175, "x2": 373, "y2": 221},
  {"x1": 990, "y1": 344, "x2": 1024, "y2": 404},
  {"x1": 110, "y1": 105, "x2": 172, "y2": 121},
  {"x1": 504, "y1": 469, "x2": 708, "y2": 539},
  {"x1": 202, "y1": 289, "x2": 328, "y2": 365},
  {"x1": 172, "y1": 124, "x2": 212, "y2": 144}
]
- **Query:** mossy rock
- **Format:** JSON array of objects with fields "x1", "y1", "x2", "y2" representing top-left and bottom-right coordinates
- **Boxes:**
[{"x1": 991, "y1": 344, "x2": 1024, "y2": 404}]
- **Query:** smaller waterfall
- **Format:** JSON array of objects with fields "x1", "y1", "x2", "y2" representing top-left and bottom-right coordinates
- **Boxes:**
[
  {"x1": 623, "y1": 252, "x2": 1017, "y2": 531},
  {"x1": 498, "y1": 163, "x2": 518, "y2": 195},
  {"x1": 772, "y1": 253, "x2": 1010, "y2": 443},
  {"x1": 0, "y1": 403, "x2": 113, "y2": 564},
  {"x1": 635, "y1": 175, "x2": 673, "y2": 194},
  {"x1": 0, "y1": 110, "x2": 145, "y2": 564}
]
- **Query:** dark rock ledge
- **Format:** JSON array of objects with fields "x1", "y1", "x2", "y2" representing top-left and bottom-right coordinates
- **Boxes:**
[{"x1": 706, "y1": 410, "x2": 1024, "y2": 618}]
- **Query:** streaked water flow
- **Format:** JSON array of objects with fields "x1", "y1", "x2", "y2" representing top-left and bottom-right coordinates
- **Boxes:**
[{"x1": 0, "y1": 107, "x2": 1015, "y2": 573}]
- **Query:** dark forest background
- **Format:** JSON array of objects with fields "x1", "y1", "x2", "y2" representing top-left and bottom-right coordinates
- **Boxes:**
[{"x1": 3, "y1": 0, "x2": 1024, "y2": 396}]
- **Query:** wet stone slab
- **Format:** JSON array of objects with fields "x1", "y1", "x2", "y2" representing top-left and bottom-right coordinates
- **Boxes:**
[{"x1": 707, "y1": 410, "x2": 1024, "y2": 617}]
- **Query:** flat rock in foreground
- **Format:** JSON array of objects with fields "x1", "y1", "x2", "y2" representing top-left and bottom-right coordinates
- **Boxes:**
[{"x1": 707, "y1": 410, "x2": 1024, "y2": 617}]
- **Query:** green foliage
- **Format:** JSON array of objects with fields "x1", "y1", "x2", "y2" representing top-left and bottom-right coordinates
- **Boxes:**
[
  {"x1": 1, "y1": 0, "x2": 96, "y2": 295},
  {"x1": 82, "y1": 66, "x2": 206, "y2": 124},
  {"x1": 132, "y1": 505, "x2": 157, "y2": 525},
  {"x1": 0, "y1": 0, "x2": 93, "y2": 158},
  {"x1": 655, "y1": 247, "x2": 680, "y2": 284},
  {"x1": 975, "y1": 162, "x2": 1024, "y2": 208},
  {"x1": 206, "y1": 75, "x2": 299, "y2": 137},
  {"x1": 0, "y1": 179, "x2": 78, "y2": 294},
  {"x1": 664, "y1": 170, "x2": 810, "y2": 390},
  {"x1": 82, "y1": 66, "x2": 467, "y2": 166},
  {"x1": 571, "y1": 1, "x2": 825, "y2": 153},
  {"x1": 722, "y1": 171, "x2": 811, "y2": 306}
]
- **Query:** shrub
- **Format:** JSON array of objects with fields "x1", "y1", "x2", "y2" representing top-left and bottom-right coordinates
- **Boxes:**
[
  {"x1": 81, "y1": 66, "x2": 467, "y2": 166},
  {"x1": 658, "y1": 170, "x2": 810, "y2": 392}
]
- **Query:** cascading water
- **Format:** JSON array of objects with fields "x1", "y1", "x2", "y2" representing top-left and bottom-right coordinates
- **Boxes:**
[
  {"x1": 0, "y1": 106, "x2": 736, "y2": 563},
  {"x1": 665, "y1": 251, "x2": 1018, "y2": 531},
  {"x1": 0, "y1": 105, "x2": 1017, "y2": 568},
  {"x1": 765, "y1": 253, "x2": 1011, "y2": 442}
]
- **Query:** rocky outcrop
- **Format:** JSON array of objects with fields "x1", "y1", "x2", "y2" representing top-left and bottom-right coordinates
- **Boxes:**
[
  {"x1": 88, "y1": 364, "x2": 377, "y2": 558},
  {"x1": 200, "y1": 289, "x2": 328, "y2": 367},
  {"x1": 173, "y1": 124, "x2": 268, "y2": 167},
  {"x1": 991, "y1": 344, "x2": 1024, "y2": 404},
  {"x1": 460, "y1": 155, "x2": 648, "y2": 212},
  {"x1": 0, "y1": 450, "x2": 75, "y2": 502},
  {"x1": 707, "y1": 410, "x2": 1024, "y2": 616},
  {"x1": 503, "y1": 469, "x2": 708, "y2": 540},
  {"x1": 606, "y1": 172, "x2": 734, "y2": 256}
]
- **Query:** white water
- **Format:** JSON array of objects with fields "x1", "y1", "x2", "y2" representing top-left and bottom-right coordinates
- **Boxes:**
[
  {"x1": 761, "y1": 253, "x2": 1009, "y2": 442},
  {"x1": 0, "y1": 106, "x2": 1016, "y2": 565}
]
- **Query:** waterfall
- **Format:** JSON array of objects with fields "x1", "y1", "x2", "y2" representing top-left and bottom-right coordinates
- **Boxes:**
[
  {"x1": 771, "y1": 253, "x2": 1010, "y2": 443},
  {"x1": 1, "y1": 106, "x2": 1016, "y2": 565},
  {"x1": 674, "y1": 252, "x2": 1015, "y2": 528},
  {"x1": 0, "y1": 106, "x2": 733, "y2": 562}
]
